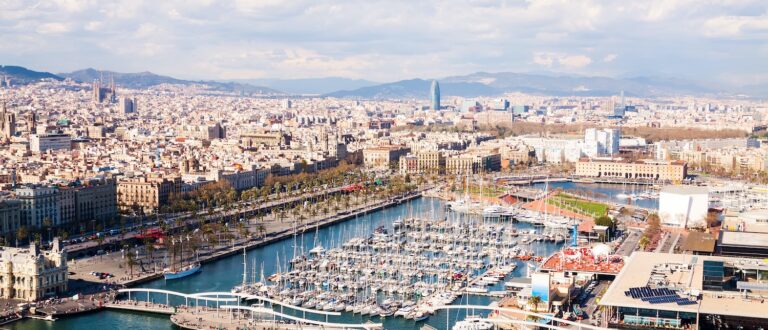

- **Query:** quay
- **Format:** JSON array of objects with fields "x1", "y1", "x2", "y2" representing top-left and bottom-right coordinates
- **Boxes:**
[
  {"x1": 496, "y1": 175, "x2": 661, "y2": 186},
  {"x1": 64, "y1": 186, "x2": 351, "y2": 257}
]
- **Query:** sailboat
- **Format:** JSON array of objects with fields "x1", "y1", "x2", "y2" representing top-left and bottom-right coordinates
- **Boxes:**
[
  {"x1": 615, "y1": 181, "x2": 630, "y2": 199},
  {"x1": 231, "y1": 247, "x2": 249, "y2": 293},
  {"x1": 163, "y1": 235, "x2": 201, "y2": 280}
]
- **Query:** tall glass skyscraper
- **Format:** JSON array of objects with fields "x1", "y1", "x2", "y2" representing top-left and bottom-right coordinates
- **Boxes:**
[{"x1": 430, "y1": 80, "x2": 440, "y2": 110}]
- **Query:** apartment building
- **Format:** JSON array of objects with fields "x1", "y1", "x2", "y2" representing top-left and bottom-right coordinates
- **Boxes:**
[
  {"x1": 0, "y1": 199, "x2": 22, "y2": 238},
  {"x1": 398, "y1": 151, "x2": 446, "y2": 175},
  {"x1": 445, "y1": 152, "x2": 502, "y2": 174},
  {"x1": 15, "y1": 185, "x2": 60, "y2": 228},
  {"x1": 363, "y1": 145, "x2": 410, "y2": 169},
  {"x1": 117, "y1": 176, "x2": 182, "y2": 213}
]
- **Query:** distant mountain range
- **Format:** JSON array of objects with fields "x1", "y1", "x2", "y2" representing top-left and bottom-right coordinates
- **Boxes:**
[
  {"x1": 2, "y1": 65, "x2": 765, "y2": 98},
  {"x1": 59, "y1": 68, "x2": 282, "y2": 95},
  {"x1": 0, "y1": 65, "x2": 62, "y2": 84},
  {"x1": 323, "y1": 78, "x2": 498, "y2": 99},
  {"x1": 325, "y1": 72, "x2": 726, "y2": 99},
  {"x1": 228, "y1": 77, "x2": 378, "y2": 95}
]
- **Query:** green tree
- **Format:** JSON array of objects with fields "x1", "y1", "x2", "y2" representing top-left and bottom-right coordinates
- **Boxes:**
[
  {"x1": 126, "y1": 248, "x2": 137, "y2": 278},
  {"x1": 16, "y1": 226, "x2": 29, "y2": 247},
  {"x1": 144, "y1": 237, "x2": 156, "y2": 271},
  {"x1": 528, "y1": 294, "x2": 542, "y2": 312},
  {"x1": 639, "y1": 236, "x2": 650, "y2": 251},
  {"x1": 594, "y1": 215, "x2": 613, "y2": 227},
  {"x1": 255, "y1": 223, "x2": 267, "y2": 238}
]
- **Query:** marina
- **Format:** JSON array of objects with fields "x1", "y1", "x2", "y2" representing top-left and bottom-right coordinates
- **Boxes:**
[
  {"x1": 8, "y1": 197, "x2": 568, "y2": 330},
  {"x1": 239, "y1": 215, "x2": 563, "y2": 322}
]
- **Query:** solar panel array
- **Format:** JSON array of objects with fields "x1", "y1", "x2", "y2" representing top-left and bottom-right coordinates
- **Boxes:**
[{"x1": 623, "y1": 286, "x2": 697, "y2": 306}]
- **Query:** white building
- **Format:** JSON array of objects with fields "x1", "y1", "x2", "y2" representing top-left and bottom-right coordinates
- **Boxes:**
[
  {"x1": 0, "y1": 239, "x2": 68, "y2": 301},
  {"x1": 520, "y1": 137, "x2": 584, "y2": 164},
  {"x1": 29, "y1": 133, "x2": 71, "y2": 153},
  {"x1": 584, "y1": 128, "x2": 620, "y2": 158},
  {"x1": 658, "y1": 185, "x2": 709, "y2": 228}
]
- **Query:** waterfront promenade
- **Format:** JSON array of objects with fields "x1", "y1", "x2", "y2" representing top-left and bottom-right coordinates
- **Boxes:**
[
  {"x1": 68, "y1": 190, "x2": 424, "y2": 288},
  {"x1": 63, "y1": 186, "x2": 349, "y2": 256}
]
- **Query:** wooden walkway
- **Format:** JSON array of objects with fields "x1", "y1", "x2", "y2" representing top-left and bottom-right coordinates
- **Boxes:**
[{"x1": 104, "y1": 302, "x2": 176, "y2": 314}]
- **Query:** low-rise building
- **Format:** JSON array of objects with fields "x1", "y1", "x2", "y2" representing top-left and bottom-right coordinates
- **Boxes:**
[
  {"x1": 600, "y1": 252, "x2": 768, "y2": 329},
  {"x1": 658, "y1": 185, "x2": 709, "y2": 228},
  {"x1": 0, "y1": 239, "x2": 67, "y2": 301},
  {"x1": 240, "y1": 130, "x2": 291, "y2": 148},
  {"x1": 575, "y1": 158, "x2": 687, "y2": 181},
  {"x1": 29, "y1": 133, "x2": 71, "y2": 153},
  {"x1": 178, "y1": 123, "x2": 226, "y2": 141}
]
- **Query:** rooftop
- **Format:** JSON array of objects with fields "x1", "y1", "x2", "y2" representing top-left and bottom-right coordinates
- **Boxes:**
[
  {"x1": 679, "y1": 232, "x2": 716, "y2": 253},
  {"x1": 600, "y1": 252, "x2": 768, "y2": 320},
  {"x1": 660, "y1": 185, "x2": 709, "y2": 195},
  {"x1": 540, "y1": 246, "x2": 625, "y2": 275},
  {"x1": 720, "y1": 231, "x2": 768, "y2": 248}
]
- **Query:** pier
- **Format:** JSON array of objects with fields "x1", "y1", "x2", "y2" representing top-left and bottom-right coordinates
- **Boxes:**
[
  {"x1": 105, "y1": 301, "x2": 176, "y2": 314},
  {"x1": 109, "y1": 288, "x2": 382, "y2": 330}
]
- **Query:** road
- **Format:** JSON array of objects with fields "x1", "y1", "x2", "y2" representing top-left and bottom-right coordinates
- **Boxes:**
[
  {"x1": 616, "y1": 229, "x2": 641, "y2": 256},
  {"x1": 658, "y1": 232, "x2": 680, "y2": 254},
  {"x1": 64, "y1": 186, "x2": 347, "y2": 254}
]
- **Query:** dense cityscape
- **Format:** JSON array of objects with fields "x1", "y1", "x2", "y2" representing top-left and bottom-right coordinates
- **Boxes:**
[{"x1": 1, "y1": 1, "x2": 768, "y2": 330}]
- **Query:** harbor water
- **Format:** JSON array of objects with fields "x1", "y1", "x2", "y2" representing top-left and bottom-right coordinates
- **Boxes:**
[
  {"x1": 532, "y1": 181, "x2": 660, "y2": 209},
  {"x1": 11, "y1": 197, "x2": 566, "y2": 330}
]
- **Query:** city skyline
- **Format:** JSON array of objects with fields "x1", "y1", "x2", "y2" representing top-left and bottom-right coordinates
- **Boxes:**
[{"x1": 1, "y1": 1, "x2": 767, "y2": 86}]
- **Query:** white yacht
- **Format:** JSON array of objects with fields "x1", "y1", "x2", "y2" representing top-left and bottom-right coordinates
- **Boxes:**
[{"x1": 452, "y1": 317, "x2": 494, "y2": 330}]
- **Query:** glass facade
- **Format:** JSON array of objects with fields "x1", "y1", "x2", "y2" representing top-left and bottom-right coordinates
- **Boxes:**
[
  {"x1": 430, "y1": 80, "x2": 440, "y2": 110},
  {"x1": 617, "y1": 307, "x2": 696, "y2": 329},
  {"x1": 702, "y1": 260, "x2": 724, "y2": 291}
]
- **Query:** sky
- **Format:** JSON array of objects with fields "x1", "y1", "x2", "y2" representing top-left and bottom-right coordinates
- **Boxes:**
[{"x1": 1, "y1": 0, "x2": 767, "y2": 85}]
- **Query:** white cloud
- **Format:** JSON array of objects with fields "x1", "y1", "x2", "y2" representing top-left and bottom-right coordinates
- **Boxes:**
[
  {"x1": 0, "y1": 0, "x2": 766, "y2": 82},
  {"x1": 84, "y1": 21, "x2": 102, "y2": 31},
  {"x1": 702, "y1": 15, "x2": 768, "y2": 38},
  {"x1": 533, "y1": 52, "x2": 592, "y2": 69},
  {"x1": 36, "y1": 22, "x2": 71, "y2": 34}
]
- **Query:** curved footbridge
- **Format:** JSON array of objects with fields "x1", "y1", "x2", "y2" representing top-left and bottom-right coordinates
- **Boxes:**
[
  {"x1": 108, "y1": 289, "x2": 609, "y2": 330},
  {"x1": 108, "y1": 288, "x2": 382, "y2": 329}
]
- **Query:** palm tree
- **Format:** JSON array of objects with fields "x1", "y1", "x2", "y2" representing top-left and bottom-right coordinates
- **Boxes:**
[
  {"x1": 638, "y1": 236, "x2": 650, "y2": 251},
  {"x1": 42, "y1": 217, "x2": 52, "y2": 242},
  {"x1": 126, "y1": 247, "x2": 137, "y2": 278},
  {"x1": 96, "y1": 235, "x2": 105, "y2": 259},
  {"x1": 236, "y1": 222, "x2": 249, "y2": 239},
  {"x1": 255, "y1": 223, "x2": 267, "y2": 239},
  {"x1": 528, "y1": 294, "x2": 542, "y2": 312},
  {"x1": 144, "y1": 238, "x2": 156, "y2": 271}
]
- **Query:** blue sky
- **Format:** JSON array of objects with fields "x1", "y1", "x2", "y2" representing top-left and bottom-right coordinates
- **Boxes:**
[{"x1": 1, "y1": 0, "x2": 767, "y2": 85}]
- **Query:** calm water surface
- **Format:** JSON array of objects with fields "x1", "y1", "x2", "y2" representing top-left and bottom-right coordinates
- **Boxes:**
[{"x1": 532, "y1": 181, "x2": 660, "y2": 209}]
